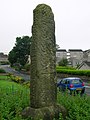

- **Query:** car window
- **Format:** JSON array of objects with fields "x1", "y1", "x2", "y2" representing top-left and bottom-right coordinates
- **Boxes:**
[
  {"x1": 61, "y1": 79, "x2": 70, "y2": 84},
  {"x1": 61, "y1": 79, "x2": 66, "y2": 84},
  {"x1": 71, "y1": 79, "x2": 82, "y2": 84},
  {"x1": 67, "y1": 80, "x2": 70, "y2": 84}
]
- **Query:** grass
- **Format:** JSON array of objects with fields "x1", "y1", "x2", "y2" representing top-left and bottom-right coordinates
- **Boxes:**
[
  {"x1": 0, "y1": 75, "x2": 7, "y2": 80},
  {"x1": 0, "y1": 75, "x2": 90, "y2": 120},
  {"x1": 0, "y1": 76, "x2": 30, "y2": 120}
]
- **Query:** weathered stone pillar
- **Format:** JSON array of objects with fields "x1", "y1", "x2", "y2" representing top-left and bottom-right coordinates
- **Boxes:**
[
  {"x1": 22, "y1": 4, "x2": 66, "y2": 120},
  {"x1": 30, "y1": 4, "x2": 56, "y2": 109}
]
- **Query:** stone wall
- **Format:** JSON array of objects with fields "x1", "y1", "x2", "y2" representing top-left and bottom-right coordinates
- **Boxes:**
[{"x1": 57, "y1": 73, "x2": 90, "y2": 82}]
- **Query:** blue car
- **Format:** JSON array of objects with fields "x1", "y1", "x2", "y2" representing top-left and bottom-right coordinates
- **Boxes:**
[{"x1": 57, "y1": 77, "x2": 85, "y2": 95}]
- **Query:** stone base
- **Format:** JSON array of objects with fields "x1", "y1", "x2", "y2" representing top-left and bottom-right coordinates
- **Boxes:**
[{"x1": 22, "y1": 104, "x2": 67, "y2": 120}]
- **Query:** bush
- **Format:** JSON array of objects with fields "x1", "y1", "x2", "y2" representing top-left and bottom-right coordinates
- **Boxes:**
[
  {"x1": 56, "y1": 66, "x2": 76, "y2": 70},
  {"x1": 8, "y1": 74, "x2": 25, "y2": 83},
  {"x1": 56, "y1": 67, "x2": 90, "y2": 77},
  {"x1": 0, "y1": 68, "x2": 6, "y2": 73},
  {"x1": 24, "y1": 64, "x2": 30, "y2": 71},
  {"x1": 23, "y1": 81, "x2": 30, "y2": 88},
  {"x1": 0, "y1": 61, "x2": 9, "y2": 65},
  {"x1": 57, "y1": 91, "x2": 90, "y2": 120},
  {"x1": 58, "y1": 58, "x2": 68, "y2": 66}
]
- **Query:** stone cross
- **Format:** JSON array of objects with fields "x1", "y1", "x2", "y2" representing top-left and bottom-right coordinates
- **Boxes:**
[
  {"x1": 22, "y1": 4, "x2": 66, "y2": 120},
  {"x1": 30, "y1": 3, "x2": 56, "y2": 109}
]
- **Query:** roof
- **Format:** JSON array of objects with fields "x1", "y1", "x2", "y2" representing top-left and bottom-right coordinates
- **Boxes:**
[
  {"x1": 63, "y1": 77, "x2": 81, "y2": 80},
  {"x1": 84, "y1": 61, "x2": 90, "y2": 66},
  {"x1": 68, "y1": 49, "x2": 83, "y2": 52},
  {"x1": 77, "y1": 61, "x2": 90, "y2": 69},
  {"x1": 83, "y1": 49, "x2": 90, "y2": 54},
  {"x1": 56, "y1": 49, "x2": 67, "y2": 52}
]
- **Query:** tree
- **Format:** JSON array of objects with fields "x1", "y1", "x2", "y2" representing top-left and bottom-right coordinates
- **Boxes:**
[
  {"x1": 8, "y1": 36, "x2": 32, "y2": 67},
  {"x1": 8, "y1": 46, "x2": 18, "y2": 66},
  {"x1": 58, "y1": 58, "x2": 68, "y2": 66}
]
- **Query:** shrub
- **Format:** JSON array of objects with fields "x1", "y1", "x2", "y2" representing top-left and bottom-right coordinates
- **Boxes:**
[
  {"x1": 0, "y1": 68, "x2": 6, "y2": 73},
  {"x1": 0, "y1": 61, "x2": 9, "y2": 65},
  {"x1": 56, "y1": 67, "x2": 90, "y2": 77},
  {"x1": 23, "y1": 81, "x2": 30, "y2": 88},
  {"x1": 8, "y1": 74, "x2": 25, "y2": 83},
  {"x1": 57, "y1": 91, "x2": 90, "y2": 120},
  {"x1": 24, "y1": 64, "x2": 30, "y2": 71}
]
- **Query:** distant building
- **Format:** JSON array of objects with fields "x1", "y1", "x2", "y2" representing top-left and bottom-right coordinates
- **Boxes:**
[
  {"x1": 56, "y1": 49, "x2": 67, "y2": 64},
  {"x1": 56, "y1": 49, "x2": 90, "y2": 69},
  {"x1": 0, "y1": 52, "x2": 8, "y2": 63},
  {"x1": 77, "y1": 61, "x2": 90, "y2": 70},
  {"x1": 83, "y1": 49, "x2": 90, "y2": 62},
  {"x1": 68, "y1": 49, "x2": 83, "y2": 67}
]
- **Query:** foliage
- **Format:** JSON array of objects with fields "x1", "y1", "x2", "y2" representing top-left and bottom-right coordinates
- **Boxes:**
[
  {"x1": 7, "y1": 73, "x2": 25, "y2": 83},
  {"x1": 57, "y1": 91, "x2": 90, "y2": 120},
  {"x1": 56, "y1": 66, "x2": 76, "y2": 70},
  {"x1": 8, "y1": 47, "x2": 17, "y2": 67},
  {"x1": 0, "y1": 68, "x2": 6, "y2": 73},
  {"x1": 0, "y1": 61, "x2": 9, "y2": 65},
  {"x1": 56, "y1": 68, "x2": 90, "y2": 77},
  {"x1": 58, "y1": 58, "x2": 68, "y2": 66},
  {"x1": 24, "y1": 63, "x2": 30, "y2": 71},
  {"x1": 23, "y1": 81, "x2": 30, "y2": 88},
  {"x1": 0, "y1": 76, "x2": 90, "y2": 120},
  {"x1": 0, "y1": 80, "x2": 30, "y2": 120},
  {"x1": 8, "y1": 36, "x2": 32, "y2": 67}
]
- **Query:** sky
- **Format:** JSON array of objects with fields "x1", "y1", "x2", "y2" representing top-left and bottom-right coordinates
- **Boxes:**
[{"x1": 0, "y1": 0, "x2": 90, "y2": 54}]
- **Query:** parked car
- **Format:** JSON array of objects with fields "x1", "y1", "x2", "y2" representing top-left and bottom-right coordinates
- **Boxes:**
[{"x1": 57, "y1": 77, "x2": 85, "y2": 95}]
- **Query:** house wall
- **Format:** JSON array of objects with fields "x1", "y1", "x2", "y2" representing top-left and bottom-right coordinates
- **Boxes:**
[
  {"x1": 83, "y1": 49, "x2": 90, "y2": 62},
  {"x1": 56, "y1": 49, "x2": 90, "y2": 68},
  {"x1": 0, "y1": 53, "x2": 8, "y2": 62},
  {"x1": 69, "y1": 50, "x2": 83, "y2": 67},
  {"x1": 56, "y1": 50, "x2": 67, "y2": 64}
]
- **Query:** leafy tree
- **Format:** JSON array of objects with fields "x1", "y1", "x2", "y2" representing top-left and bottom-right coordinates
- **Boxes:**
[
  {"x1": 58, "y1": 58, "x2": 68, "y2": 66},
  {"x1": 8, "y1": 36, "x2": 32, "y2": 67},
  {"x1": 8, "y1": 47, "x2": 17, "y2": 66}
]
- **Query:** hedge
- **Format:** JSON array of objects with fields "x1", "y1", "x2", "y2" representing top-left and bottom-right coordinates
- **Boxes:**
[{"x1": 56, "y1": 67, "x2": 90, "y2": 77}]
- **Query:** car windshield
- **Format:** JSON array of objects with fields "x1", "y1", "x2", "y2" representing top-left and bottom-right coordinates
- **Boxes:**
[{"x1": 71, "y1": 79, "x2": 82, "y2": 84}]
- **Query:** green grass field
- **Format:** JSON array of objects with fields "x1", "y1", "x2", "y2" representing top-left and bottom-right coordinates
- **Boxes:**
[{"x1": 0, "y1": 75, "x2": 90, "y2": 120}]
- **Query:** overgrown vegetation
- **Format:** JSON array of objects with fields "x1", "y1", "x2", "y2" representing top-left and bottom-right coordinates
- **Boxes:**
[{"x1": 0, "y1": 75, "x2": 90, "y2": 120}]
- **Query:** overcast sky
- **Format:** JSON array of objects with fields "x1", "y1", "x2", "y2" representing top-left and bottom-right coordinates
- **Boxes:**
[{"x1": 0, "y1": 0, "x2": 90, "y2": 54}]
